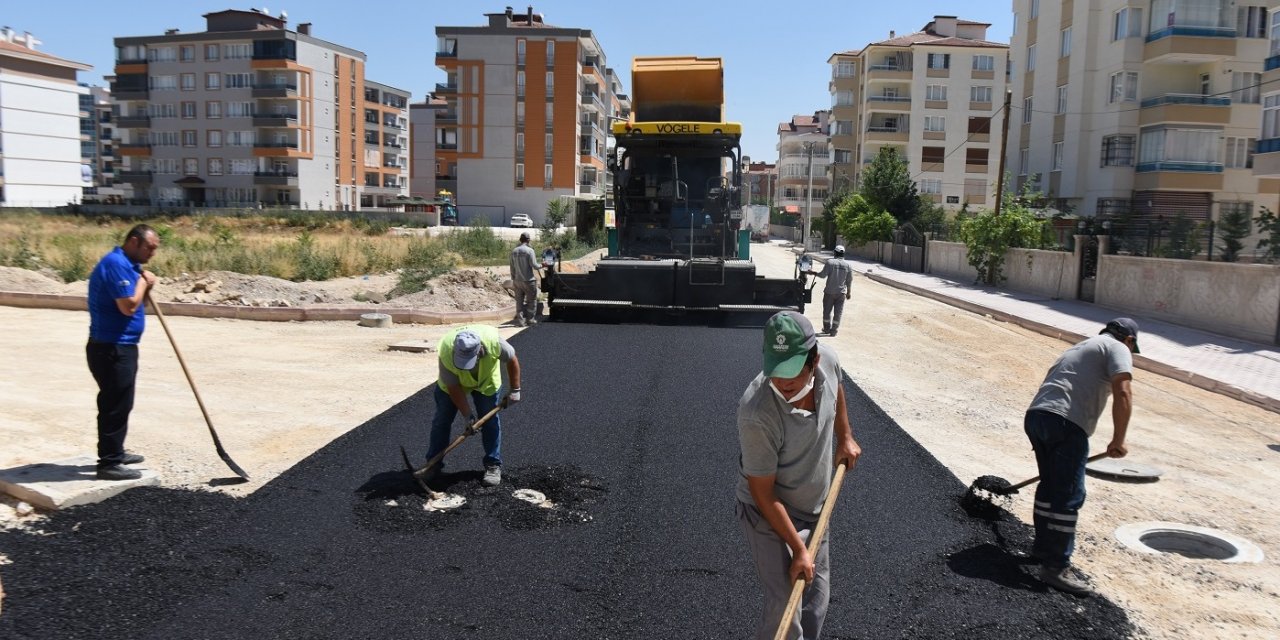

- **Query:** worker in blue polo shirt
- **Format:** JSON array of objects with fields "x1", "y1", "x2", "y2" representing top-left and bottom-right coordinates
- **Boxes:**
[{"x1": 86, "y1": 224, "x2": 160, "y2": 481}]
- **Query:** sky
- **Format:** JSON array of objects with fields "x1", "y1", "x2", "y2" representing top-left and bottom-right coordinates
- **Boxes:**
[{"x1": 7, "y1": 1, "x2": 1012, "y2": 162}]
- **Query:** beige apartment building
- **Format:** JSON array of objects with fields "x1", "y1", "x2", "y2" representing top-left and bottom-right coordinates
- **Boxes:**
[
  {"x1": 432, "y1": 6, "x2": 621, "y2": 225},
  {"x1": 1253, "y1": 0, "x2": 1280, "y2": 211},
  {"x1": 1009, "y1": 0, "x2": 1278, "y2": 247},
  {"x1": 776, "y1": 112, "x2": 830, "y2": 240},
  {"x1": 111, "y1": 8, "x2": 408, "y2": 210},
  {"x1": 828, "y1": 16, "x2": 1008, "y2": 211}
]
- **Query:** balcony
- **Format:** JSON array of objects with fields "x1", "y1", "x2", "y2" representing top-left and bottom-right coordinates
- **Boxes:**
[
  {"x1": 117, "y1": 170, "x2": 153, "y2": 184},
  {"x1": 116, "y1": 115, "x2": 151, "y2": 128},
  {"x1": 1135, "y1": 161, "x2": 1224, "y2": 190},
  {"x1": 866, "y1": 64, "x2": 912, "y2": 82},
  {"x1": 383, "y1": 139, "x2": 403, "y2": 150},
  {"x1": 111, "y1": 88, "x2": 149, "y2": 101},
  {"x1": 866, "y1": 95, "x2": 912, "y2": 111},
  {"x1": 119, "y1": 143, "x2": 152, "y2": 156},
  {"x1": 437, "y1": 112, "x2": 459, "y2": 124},
  {"x1": 1267, "y1": 55, "x2": 1280, "y2": 72},
  {"x1": 1138, "y1": 94, "x2": 1232, "y2": 126},
  {"x1": 580, "y1": 92, "x2": 603, "y2": 111},
  {"x1": 252, "y1": 113, "x2": 298, "y2": 127},
  {"x1": 382, "y1": 120, "x2": 403, "y2": 130},
  {"x1": 1144, "y1": 26, "x2": 1237, "y2": 63},
  {"x1": 436, "y1": 49, "x2": 457, "y2": 59},
  {"x1": 251, "y1": 83, "x2": 298, "y2": 98},
  {"x1": 1253, "y1": 138, "x2": 1280, "y2": 177},
  {"x1": 435, "y1": 83, "x2": 458, "y2": 94},
  {"x1": 253, "y1": 141, "x2": 303, "y2": 157},
  {"x1": 436, "y1": 142, "x2": 458, "y2": 151},
  {"x1": 253, "y1": 170, "x2": 298, "y2": 186},
  {"x1": 864, "y1": 126, "x2": 909, "y2": 143}
]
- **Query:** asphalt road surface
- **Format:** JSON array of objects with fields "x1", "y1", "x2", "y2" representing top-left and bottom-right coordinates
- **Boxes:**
[{"x1": 0, "y1": 323, "x2": 1134, "y2": 639}]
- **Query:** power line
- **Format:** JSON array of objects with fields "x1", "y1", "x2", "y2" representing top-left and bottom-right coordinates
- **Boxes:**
[{"x1": 1009, "y1": 74, "x2": 1280, "y2": 117}]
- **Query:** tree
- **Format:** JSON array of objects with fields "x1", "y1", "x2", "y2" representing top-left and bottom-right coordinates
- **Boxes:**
[
  {"x1": 540, "y1": 197, "x2": 572, "y2": 235},
  {"x1": 958, "y1": 178, "x2": 1049, "y2": 285},
  {"x1": 859, "y1": 147, "x2": 920, "y2": 225},
  {"x1": 1255, "y1": 206, "x2": 1280, "y2": 263},
  {"x1": 1216, "y1": 206, "x2": 1251, "y2": 262},
  {"x1": 834, "y1": 194, "x2": 895, "y2": 247},
  {"x1": 820, "y1": 188, "x2": 854, "y2": 249},
  {"x1": 1159, "y1": 212, "x2": 1202, "y2": 260}
]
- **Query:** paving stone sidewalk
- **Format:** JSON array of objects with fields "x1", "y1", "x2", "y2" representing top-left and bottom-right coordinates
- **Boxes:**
[{"x1": 806, "y1": 248, "x2": 1280, "y2": 413}]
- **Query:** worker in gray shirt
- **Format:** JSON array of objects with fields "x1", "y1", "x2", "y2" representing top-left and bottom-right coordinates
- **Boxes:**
[
  {"x1": 509, "y1": 232, "x2": 541, "y2": 326},
  {"x1": 806, "y1": 245, "x2": 853, "y2": 336},
  {"x1": 737, "y1": 311, "x2": 861, "y2": 639},
  {"x1": 1025, "y1": 317, "x2": 1137, "y2": 596}
]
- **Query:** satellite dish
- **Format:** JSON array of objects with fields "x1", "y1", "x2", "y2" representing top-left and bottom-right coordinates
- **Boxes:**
[
  {"x1": 261, "y1": 7, "x2": 270, "y2": 16},
  {"x1": 280, "y1": 10, "x2": 288, "y2": 19}
]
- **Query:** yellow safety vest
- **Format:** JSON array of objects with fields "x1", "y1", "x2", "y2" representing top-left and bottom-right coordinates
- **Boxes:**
[{"x1": 437, "y1": 325, "x2": 503, "y2": 395}]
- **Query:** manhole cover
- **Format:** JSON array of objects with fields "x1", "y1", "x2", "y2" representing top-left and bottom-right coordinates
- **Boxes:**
[
  {"x1": 424, "y1": 493, "x2": 466, "y2": 512},
  {"x1": 1086, "y1": 458, "x2": 1163, "y2": 481},
  {"x1": 512, "y1": 488, "x2": 553, "y2": 508},
  {"x1": 1115, "y1": 522, "x2": 1264, "y2": 563}
]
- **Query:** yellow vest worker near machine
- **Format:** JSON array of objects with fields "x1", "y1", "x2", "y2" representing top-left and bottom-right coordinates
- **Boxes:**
[{"x1": 427, "y1": 325, "x2": 523, "y2": 487}]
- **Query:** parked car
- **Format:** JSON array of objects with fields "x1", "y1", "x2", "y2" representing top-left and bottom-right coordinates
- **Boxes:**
[{"x1": 510, "y1": 213, "x2": 533, "y2": 228}]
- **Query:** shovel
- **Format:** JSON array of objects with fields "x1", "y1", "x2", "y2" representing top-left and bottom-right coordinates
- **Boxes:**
[
  {"x1": 145, "y1": 291, "x2": 250, "y2": 480},
  {"x1": 962, "y1": 452, "x2": 1110, "y2": 515},
  {"x1": 399, "y1": 402, "x2": 504, "y2": 497}
]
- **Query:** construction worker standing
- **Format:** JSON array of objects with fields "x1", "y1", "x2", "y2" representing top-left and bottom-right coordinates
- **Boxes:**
[
  {"x1": 509, "y1": 232, "x2": 541, "y2": 326},
  {"x1": 428, "y1": 325, "x2": 522, "y2": 487},
  {"x1": 806, "y1": 245, "x2": 853, "y2": 336}
]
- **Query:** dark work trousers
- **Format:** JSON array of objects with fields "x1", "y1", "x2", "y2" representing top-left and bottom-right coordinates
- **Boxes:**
[
  {"x1": 1023, "y1": 409, "x2": 1089, "y2": 569},
  {"x1": 86, "y1": 341, "x2": 139, "y2": 467},
  {"x1": 821, "y1": 293, "x2": 846, "y2": 332}
]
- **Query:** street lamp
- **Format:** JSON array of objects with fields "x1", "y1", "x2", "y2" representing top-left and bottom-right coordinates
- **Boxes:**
[{"x1": 802, "y1": 140, "x2": 825, "y2": 250}]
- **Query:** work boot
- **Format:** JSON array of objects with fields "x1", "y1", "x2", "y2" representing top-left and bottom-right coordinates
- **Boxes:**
[
  {"x1": 120, "y1": 452, "x2": 145, "y2": 465},
  {"x1": 822, "y1": 324, "x2": 831, "y2": 334},
  {"x1": 482, "y1": 465, "x2": 502, "y2": 487},
  {"x1": 96, "y1": 464, "x2": 142, "y2": 481},
  {"x1": 526, "y1": 317, "x2": 538, "y2": 326},
  {"x1": 1040, "y1": 565, "x2": 1093, "y2": 596},
  {"x1": 513, "y1": 316, "x2": 526, "y2": 327}
]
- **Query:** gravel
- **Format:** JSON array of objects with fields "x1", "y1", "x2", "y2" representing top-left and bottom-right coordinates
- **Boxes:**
[{"x1": 0, "y1": 323, "x2": 1135, "y2": 639}]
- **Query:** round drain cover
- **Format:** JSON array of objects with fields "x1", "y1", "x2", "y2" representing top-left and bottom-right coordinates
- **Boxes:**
[
  {"x1": 513, "y1": 488, "x2": 553, "y2": 508},
  {"x1": 424, "y1": 493, "x2": 466, "y2": 512},
  {"x1": 1116, "y1": 521, "x2": 1264, "y2": 563},
  {"x1": 1086, "y1": 458, "x2": 1163, "y2": 480}
]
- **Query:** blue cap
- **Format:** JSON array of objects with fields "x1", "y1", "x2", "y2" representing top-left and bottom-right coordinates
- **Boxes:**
[{"x1": 452, "y1": 330, "x2": 483, "y2": 369}]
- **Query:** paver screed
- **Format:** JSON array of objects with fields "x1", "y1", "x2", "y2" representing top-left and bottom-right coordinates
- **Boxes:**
[{"x1": 0, "y1": 324, "x2": 1135, "y2": 639}]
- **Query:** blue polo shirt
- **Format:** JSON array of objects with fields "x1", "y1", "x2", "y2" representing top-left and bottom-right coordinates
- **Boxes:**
[{"x1": 88, "y1": 247, "x2": 146, "y2": 344}]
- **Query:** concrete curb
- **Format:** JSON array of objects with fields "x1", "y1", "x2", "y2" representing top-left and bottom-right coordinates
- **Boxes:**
[
  {"x1": 0, "y1": 291, "x2": 518, "y2": 326},
  {"x1": 859, "y1": 270, "x2": 1280, "y2": 415}
]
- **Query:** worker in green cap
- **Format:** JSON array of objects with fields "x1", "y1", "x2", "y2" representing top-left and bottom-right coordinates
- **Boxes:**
[{"x1": 735, "y1": 310, "x2": 861, "y2": 640}]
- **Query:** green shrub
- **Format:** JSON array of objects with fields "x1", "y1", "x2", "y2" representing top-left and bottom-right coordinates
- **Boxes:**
[{"x1": 293, "y1": 230, "x2": 340, "y2": 281}]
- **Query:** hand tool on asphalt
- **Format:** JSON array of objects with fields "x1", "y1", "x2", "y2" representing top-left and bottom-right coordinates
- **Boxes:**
[
  {"x1": 399, "y1": 402, "x2": 504, "y2": 497},
  {"x1": 773, "y1": 462, "x2": 848, "y2": 640},
  {"x1": 961, "y1": 452, "x2": 1110, "y2": 515},
  {"x1": 145, "y1": 291, "x2": 250, "y2": 480}
]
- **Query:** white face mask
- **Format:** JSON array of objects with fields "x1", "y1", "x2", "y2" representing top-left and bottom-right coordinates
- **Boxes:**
[{"x1": 770, "y1": 373, "x2": 815, "y2": 405}]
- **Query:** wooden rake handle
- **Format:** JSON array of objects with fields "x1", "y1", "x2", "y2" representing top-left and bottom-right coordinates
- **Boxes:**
[
  {"x1": 773, "y1": 462, "x2": 848, "y2": 640},
  {"x1": 410, "y1": 403, "x2": 503, "y2": 481}
]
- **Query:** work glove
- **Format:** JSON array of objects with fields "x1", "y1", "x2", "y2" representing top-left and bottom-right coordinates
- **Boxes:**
[
  {"x1": 464, "y1": 414, "x2": 480, "y2": 435},
  {"x1": 504, "y1": 388, "x2": 522, "y2": 408}
]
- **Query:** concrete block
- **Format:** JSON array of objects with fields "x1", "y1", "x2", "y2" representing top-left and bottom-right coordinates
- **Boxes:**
[
  {"x1": 0, "y1": 455, "x2": 159, "y2": 510},
  {"x1": 388, "y1": 340, "x2": 436, "y2": 353}
]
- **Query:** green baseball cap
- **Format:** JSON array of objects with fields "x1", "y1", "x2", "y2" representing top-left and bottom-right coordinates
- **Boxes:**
[{"x1": 762, "y1": 311, "x2": 817, "y2": 378}]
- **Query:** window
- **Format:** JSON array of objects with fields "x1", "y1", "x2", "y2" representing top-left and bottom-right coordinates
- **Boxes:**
[
  {"x1": 545, "y1": 107, "x2": 554, "y2": 126},
  {"x1": 546, "y1": 40, "x2": 555, "y2": 64},
  {"x1": 1233, "y1": 72, "x2": 1261, "y2": 104},
  {"x1": 204, "y1": 44, "x2": 219, "y2": 61},
  {"x1": 971, "y1": 86, "x2": 992, "y2": 103},
  {"x1": 834, "y1": 149, "x2": 852, "y2": 164},
  {"x1": 207, "y1": 130, "x2": 222, "y2": 147},
  {"x1": 1273, "y1": 8, "x2": 1280, "y2": 56},
  {"x1": 834, "y1": 120, "x2": 853, "y2": 135},
  {"x1": 546, "y1": 71, "x2": 554, "y2": 97},
  {"x1": 1023, "y1": 97, "x2": 1033, "y2": 123},
  {"x1": 227, "y1": 102, "x2": 253, "y2": 118},
  {"x1": 516, "y1": 71, "x2": 525, "y2": 97},
  {"x1": 1239, "y1": 6, "x2": 1268, "y2": 38},
  {"x1": 181, "y1": 101, "x2": 196, "y2": 119},
  {"x1": 1052, "y1": 141, "x2": 1064, "y2": 170},
  {"x1": 152, "y1": 158, "x2": 178, "y2": 174},
  {"x1": 1030, "y1": 0, "x2": 1039, "y2": 19},
  {"x1": 1101, "y1": 134, "x2": 1136, "y2": 166},
  {"x1": 927, "y1": 53, "x2": 950, "y2": 69},
  {"x1": 515, "y1": 163, "x2": 525, "y2": 188},
  {"x1": 179, "y1": 45, "x2": 194, "y2": 62},
  {"x1": 1026, "y1": 45, "x2": 1036, "y2": 72},
  {"x1": 223, "y1": 43, "x2": 251, "y2": 59},
  {"x1": 834, "y1": 90, "x2": 853, "y2": 106},
  {"x1": 1225, "y1": 137, "x2": 1256, "y2": 168},
  {"x1": 966, "y1": 148, "x2": 989, "y2": 166},
  {"x1": 1109, "y1": 72, "x2": 1138, "y2": 103},
  {"x1": 147, "y1": 46, "x2": 176, "y2": 62},
  {"x1": 207, "y1": 158, "x2": 223, "y2": 175},
  {"x1": 919, "y1": 178, "x2": 942, "y2": 194},
  {"x1": 180, "y1": 73, "x2": 196, "y2": 91},
  {"x1": 147, "y1": 103, "x2": 177, "y2": 118},
  {"x1": 149, "y1": 75, "x2": 177, "y2": 90},
  {"x1": 1114, "y1": 7, "x2": 1144, "y2": 40},
  {"x1": 205, "y1": 73, "x2": 220, "y2": 90},
  {"x1": 1059, "y1": 27, "x2": 1072, "y2": 57},
  {"x1": 924, "y1": 116, "x2": 945, "y2": 131},
  {"x1": 1019, "y1": 148, "x2": 1030, "y2": 175},
  {"x1": 964, "y1": 179, "x2": 988, "y2": 201},
  {"x1": 183, "y1": 158, "x2": 199, "y2": 176},
  {"x1": 922, "y1": 146, "x2": 945, "y2": 164},
  {"x1": 230, "y1": 159, "x2": 254, "y2": 175},
  {"x1": 1264, "y1": 94, "x2": 1280, "y2": 140},
  {"x1": 926, "y1": 85, "x2": 947, "y2": 101},
  {"x1": 149, "y1": 131, "x2": 179, "y2": 147},
  {"x1": 545, "y1": 133, "x2": 553, "y2": 158},
  {"x1": 227, "y1": 131, "x2": 256, "y2": 147},
  {"x1": 516, "y1": 39, "x2": 526, "y2": 65},
  {"x1": 206, "y1": 101, "x2": 222, "y2": 118},
  {"x1": 516, "y1": 101, "x2": 525, "y2": 125},
  {"x1": 1057, "y1": 85, "x2": 1068, "y2": 114},
  {"x1": 835, "y1": 60, "x2": 856, "y2": 77},
  {"x1": 224, "y1": 73, "x2": 253, "y2": 89},
  {"x1": 544, "y1": 163, "x2": 553, "y2": 187},
  {"x1": 972, "y1": 55, "x2": 994, "y2": 71},
  {"x1": 515, "y1": 132, "x2": 524, "y2": 153},
  {"x1": 968, "y1": 117, "x2": 992, "y2": 135},
  {"x1": 1139, "y1": 127, "x2": 1221, "y2": 166}
]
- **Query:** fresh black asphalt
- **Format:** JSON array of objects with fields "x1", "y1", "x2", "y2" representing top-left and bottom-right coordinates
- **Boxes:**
[{"x1": 0, "y1": 323, "x2": 1135, "y2": 639}]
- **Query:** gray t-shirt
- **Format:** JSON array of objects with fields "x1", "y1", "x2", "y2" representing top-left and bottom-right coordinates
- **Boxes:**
[
  {"x1": 816, "y1": 258, "x2": 853, "y2": 295},
  {"x1": 510, "y1": 244, "x2": 539, "y2": 282},
  {"x1": 1028, "y1": 334, "x2": 1133, "y2": 436},
  {"x1": 736, "y1": 343, "x2": 841, "y2": 519},
  {"x1": 438, "y1": 338, "x2": 516, "y2": 389}
]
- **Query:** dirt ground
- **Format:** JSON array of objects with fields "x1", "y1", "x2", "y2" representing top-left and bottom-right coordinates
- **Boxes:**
[{"x1": 1, "y1": 243, "x2": 1277, "y2": 638}]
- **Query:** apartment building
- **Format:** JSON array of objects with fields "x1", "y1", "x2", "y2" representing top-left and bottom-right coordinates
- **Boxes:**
[
  {"x1": 775, "y1": 112, "x2": 830, "y2": 237},
  {"x1": 1009, "y1": 0, "x2": 1275, "y2": 239},
  {"x1": 743, "y1": 161, "x2": 778, "y2": 208},
  {"x1": 433, "y1": 6, "x2": 621, "y2": 225},
  {"x1": 829, "y1": 16, "x2": 1008, "y2": 211},
  {"x1": 80, "y1": 85, "x2": 128, "y2": 202},
  {"x1": 409, "y1": 95, "x2": 450, "y2": 200},
  {"x1": 0, "y1": 29, "x2": 92, "y2": 207},
  {"x1": 111, "y1": 9, "x2": 408, "y2": 210},
  {"x1": 1253, "y1": 1, "x2": 1280, "y2": 204}
]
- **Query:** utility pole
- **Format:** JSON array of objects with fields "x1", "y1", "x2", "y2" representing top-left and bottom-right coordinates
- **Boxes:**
[
  {"x1": 994, "y1": 88, "x2": 1013, "y2": 215},
  {"x1": 804, "y1": 141, "x2": 816, "y2": 249}
]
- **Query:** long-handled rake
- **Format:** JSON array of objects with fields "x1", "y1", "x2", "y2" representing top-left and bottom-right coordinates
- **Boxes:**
[{"x1": 399, "y1": 403, "x2": 503, "y2": 499}]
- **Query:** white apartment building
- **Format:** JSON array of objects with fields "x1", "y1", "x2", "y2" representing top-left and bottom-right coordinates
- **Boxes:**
[
  {"x1": 1252, "y1": 0, "x2": 1280, "y2": 204},
  {"x1": 0, "y1": 29, "x2": 92, "y2": 207},
  {"x1": 433, "y1": 6, "x2": 622, "y2": 225},
  {"x1": 776, "y1": 112, "x2": 830, "y2": 237},
  {"x1": 1009, "y1": 0, "x2": 1274, "y2": 246},
  {"x1": 829, "y1": 16, "x2": 1009, "y2": 212}
]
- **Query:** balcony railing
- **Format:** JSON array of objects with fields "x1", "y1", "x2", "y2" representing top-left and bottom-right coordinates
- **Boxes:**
[
  {"x1": 252, "y1": 113, "x2": 298, "y2": 127},
  {"x1": 117, "y1": 170, "x2": 153, "y2": 182},
  {"x1": 254, "y1": 141, "x2": 300, "y2": 149},
  {"x1": 868, "y1": 64, "x2": 901, "y2": 71},
  {"x1": 436, "y1": 142, "x2": 458, "y2": 150},
  {"x1": 1135, "y1": 161, "x2": 1224, "y2": 173},
  {"x1": 251, "y1": 83, "x2": 298, "y2": 98},
  {"x1": 120, "y1": 142, "x2": 153, "y2": 149},
  {"x1": 435, "y1": 83, "x2": 458, "y2": 93},
  {"x1": 437, "y1": 112, "x2": 459, "y2": 123},
  {"x1": 382, "y1": 120, "x2": 403, "y2": 130},
  {"x1": 867, "y1": 126, "x2": 906, "y2": 133},
  {"x1": 1266, "y1": 55, "x2": 1280, "y2": 72},
  {"x1": 1139, "y1": 94, "x2": 1231, "y2": 108},
  {"x1": 254, "y1": 170, "x2": 298, "y2": 177},
  {"x1": 867, "y1": 95, "x2": 912, "y2": 102},
  {"x1": 1146, "y1": 25, "x2": 1236, "y2": 42},
  {"x1": 1258, "y1": 138, "x2": 1280, "y2": 154},
  {"x1": 117, "y1": 115, "x2": 152, "y2": 128},
  {"x1": 436, "y1": 49, "x2": 457, "y2": 58}
]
